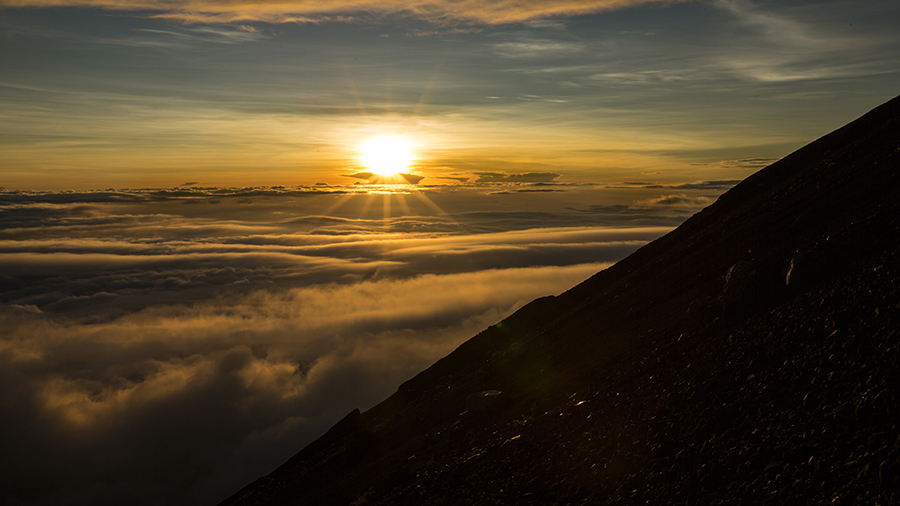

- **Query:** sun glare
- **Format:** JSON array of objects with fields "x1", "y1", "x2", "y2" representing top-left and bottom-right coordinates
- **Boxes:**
[{"x1": 360, "y1": 136, "x2": 414, "y2": 176}]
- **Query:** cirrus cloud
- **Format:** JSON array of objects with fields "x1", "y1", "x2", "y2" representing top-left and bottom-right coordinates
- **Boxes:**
[{"x1": 0, "y1": 0, "x2": 690, "y2": 25}]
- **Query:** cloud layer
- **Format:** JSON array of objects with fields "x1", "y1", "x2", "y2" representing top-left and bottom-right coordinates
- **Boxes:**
[
  {"x1": 0, "y1": 0, "x2": 687, "y2": 24},
  {"x1": 0, "y1": 184, "x2": 723, "y2": 505},
  {"x1": 0, "y1": 264, "x2": 601, "y2": 505}
]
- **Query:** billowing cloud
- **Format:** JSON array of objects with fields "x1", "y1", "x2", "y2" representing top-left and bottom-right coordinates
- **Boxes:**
[
  {"x1": 0, "y1": 184, "x2": 727, "y2": 505},
  {"x1": 0, "y1": 0, "x2": 690, "y2": 25}
]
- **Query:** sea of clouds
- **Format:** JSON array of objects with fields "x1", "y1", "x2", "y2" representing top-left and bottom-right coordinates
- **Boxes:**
[{"x1": 0, "y1": 182, "x2": 732, "y2": 505}]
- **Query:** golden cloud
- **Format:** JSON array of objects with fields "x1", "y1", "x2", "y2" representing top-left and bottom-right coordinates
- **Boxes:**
[{"x1": 0, "y1": 0, "x2": 687, "y2": 24}]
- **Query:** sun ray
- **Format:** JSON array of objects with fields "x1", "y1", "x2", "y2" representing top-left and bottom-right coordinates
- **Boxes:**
[
  {"x1": 359, "y1": 193, "x2": 376, "y2": 219},
  {"x1": 321, "y1": 192, "x2": 356, "y2": 217},
  {"x1": 413, "y1": 56, "x2": 447, "y2": 117},
  {"x1": 395, "y1": 193, "x2": 412, "y2": 216},
  {"x1": 412, "y1": 190, "x2": 460, "y2": 227}
]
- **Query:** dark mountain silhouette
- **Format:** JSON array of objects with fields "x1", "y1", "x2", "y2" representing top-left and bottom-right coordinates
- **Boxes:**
[{"x1": 221, "y1": 94, "x2": 900, "y2": 506}]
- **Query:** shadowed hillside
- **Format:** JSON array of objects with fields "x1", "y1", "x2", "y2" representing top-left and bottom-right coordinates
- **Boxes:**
[{"x1": 221, "y1": 94, "x2": 900, "y2": 506}]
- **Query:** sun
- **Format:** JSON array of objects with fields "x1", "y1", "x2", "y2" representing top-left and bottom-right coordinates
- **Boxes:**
[{"x1": 360, "y1": 136, "x2": 414, "y2": 176}]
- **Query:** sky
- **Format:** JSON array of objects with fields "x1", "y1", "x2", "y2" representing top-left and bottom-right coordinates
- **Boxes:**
[
  {"x1": 1, "y1": 1, "x2": 899, "y2": 505},
  {"x1": 1, "y1": 0, "x2": 897, "y2": 189}
]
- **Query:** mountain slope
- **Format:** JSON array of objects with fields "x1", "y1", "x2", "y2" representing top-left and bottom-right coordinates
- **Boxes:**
[{"x1": 221, "y1": 94, "x2": 900, "y2": 506}]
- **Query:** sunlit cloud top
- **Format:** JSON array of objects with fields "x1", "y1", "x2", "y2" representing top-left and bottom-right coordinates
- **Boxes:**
[{"x1": 0, "y1": 0, "x2": 688, "y2": 24}]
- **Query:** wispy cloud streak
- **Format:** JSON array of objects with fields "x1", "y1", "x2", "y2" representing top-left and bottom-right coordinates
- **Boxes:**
[
  {"x1": 713, "y1": 0, "x2": 888, "y2": 83},
  {"x1": 0, "y1": 0, "x2": 690, "y2": 25}
]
